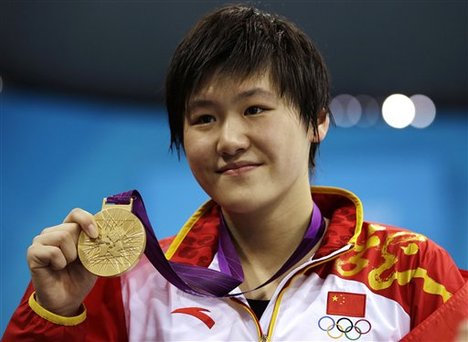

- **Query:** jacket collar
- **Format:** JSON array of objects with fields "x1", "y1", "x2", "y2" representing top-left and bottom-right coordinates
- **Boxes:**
[{"x1": 165, "y1": 186, "x2": 363, "y2": 267}]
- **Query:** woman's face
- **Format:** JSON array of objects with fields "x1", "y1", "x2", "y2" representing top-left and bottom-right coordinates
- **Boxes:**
[{"x1": 183, "y1": 72, "x2": 328, "y2": 215}]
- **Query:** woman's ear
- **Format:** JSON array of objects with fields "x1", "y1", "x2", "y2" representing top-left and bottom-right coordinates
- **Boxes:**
[{"x1": 308, "y1": 109, "x2": 330, "y2": 143}]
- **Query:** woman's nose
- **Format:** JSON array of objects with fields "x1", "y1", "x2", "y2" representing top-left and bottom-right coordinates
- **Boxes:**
[{"x1": 216, "y1": 116, "x2": 250, "y2": 157}]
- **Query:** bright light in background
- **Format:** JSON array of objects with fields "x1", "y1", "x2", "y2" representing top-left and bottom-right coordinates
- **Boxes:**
[
  {"x1": 410, "y1": 94, "x2": 436, "y2": 128},
  {"x1": 331, "y1": 93, "x2": 435, "y2": 129},
  {"x1": 356, "y1": 94, "x2": 380, "y2": 127},
  {"x1": 382, "y1": 94, "x2": 415, "y2": 129},
  {"x1": 330, "y1": 94, "x2": 362, "y2": 128}
]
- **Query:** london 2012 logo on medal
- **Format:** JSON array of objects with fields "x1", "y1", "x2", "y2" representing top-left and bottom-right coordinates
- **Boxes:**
[{"x1": 78, "y1": 205, "x2": 146, "y2": 277}]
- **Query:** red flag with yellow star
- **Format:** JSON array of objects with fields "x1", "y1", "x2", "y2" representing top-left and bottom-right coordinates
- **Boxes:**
[{"x1": 326, "y1": 291, "x2": 366, "y2": 317}]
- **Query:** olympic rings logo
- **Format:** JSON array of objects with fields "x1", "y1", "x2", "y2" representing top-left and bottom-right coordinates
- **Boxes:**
[{"x1": 318, "y1": 316, "x2": 372, "y2": 340}]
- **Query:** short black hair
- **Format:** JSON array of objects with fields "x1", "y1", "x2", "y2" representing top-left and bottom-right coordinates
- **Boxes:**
[{"x1": 165, "y1": 4, "x2": 330, "y2": 168}]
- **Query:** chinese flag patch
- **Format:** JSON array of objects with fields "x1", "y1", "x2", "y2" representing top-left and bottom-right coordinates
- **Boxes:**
[{"x1": 326, "y1": 291, "x2": 366, "y2": 317}]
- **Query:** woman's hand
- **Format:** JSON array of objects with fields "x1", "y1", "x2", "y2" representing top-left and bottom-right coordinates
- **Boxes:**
[{"x1": 27, "y1": 208, "x2": 99, "y2": 316}]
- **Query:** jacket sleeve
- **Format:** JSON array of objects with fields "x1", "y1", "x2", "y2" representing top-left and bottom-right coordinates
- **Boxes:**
[
  {"x1": 405, "y1": 238, "x2": 466, "y2": 329},
  {"x1": 2, "y1": 277, "x2": 128, "y2": 341},
  {"x1": 401, "y1": 269, "x2": 468, "y2": 342},
  {"x1": 2, "y1": 237, "x2": 175, "y2": 341}
]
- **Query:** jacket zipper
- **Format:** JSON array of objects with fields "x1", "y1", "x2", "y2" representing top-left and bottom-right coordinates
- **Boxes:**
[
  {"x1": 231, "y1": 246, "x2": 353, "y2": 341},
  {"x1": 266, "y1": 247, "x2": 352, "y2": 338},
  {"x1": 230, "y1": 297, "x2": 267, "y2": 341}
]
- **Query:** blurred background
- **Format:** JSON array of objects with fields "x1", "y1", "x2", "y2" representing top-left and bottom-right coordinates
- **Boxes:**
[{"x1": 1, "y1": 0, "x2": 467, "y2": 334}]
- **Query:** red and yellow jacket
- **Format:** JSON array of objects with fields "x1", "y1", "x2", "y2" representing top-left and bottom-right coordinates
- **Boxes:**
[{"x1": 3, "y1": 187, "x2": 467, "y2": 341}]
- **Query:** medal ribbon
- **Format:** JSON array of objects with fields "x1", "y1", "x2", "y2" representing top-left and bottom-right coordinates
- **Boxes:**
[{"x1": 107, "y1": 190, "x2": 325, "y2": 297}]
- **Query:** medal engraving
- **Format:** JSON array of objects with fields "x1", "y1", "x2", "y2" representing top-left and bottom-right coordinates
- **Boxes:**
[{"x1": 78, "y1": 207, "x2": 146, "y2": 277}]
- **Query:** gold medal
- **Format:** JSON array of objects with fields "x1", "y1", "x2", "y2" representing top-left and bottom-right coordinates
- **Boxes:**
[{"x1": 78, "y1": 198, "x2": 146, "y2": 277}]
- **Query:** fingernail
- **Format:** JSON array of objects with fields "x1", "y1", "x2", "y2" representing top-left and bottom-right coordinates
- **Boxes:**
[{"x1": 88, "y1": 224, "x2": 98, "y2": 238}]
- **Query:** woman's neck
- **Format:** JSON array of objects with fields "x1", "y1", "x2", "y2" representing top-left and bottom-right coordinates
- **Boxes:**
[{"x1": 221, "y1": 186, "x2": 314, "y2": 276}]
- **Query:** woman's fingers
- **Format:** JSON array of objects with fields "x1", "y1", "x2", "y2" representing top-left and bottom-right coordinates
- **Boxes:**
[
  {"x1": 27, "y1": 244, "x2": 68, "y2": 271},
  {"x1": 63, "y1": 208, "x2": 98, "y2": 238},
  {"x1": 29, "y1": 223, "x2": 80, "y2": 267}
]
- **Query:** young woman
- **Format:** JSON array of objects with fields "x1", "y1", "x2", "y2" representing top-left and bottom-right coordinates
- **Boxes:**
[{"x1": 4, "y1": 4, "x2": 466, "y2": 341}]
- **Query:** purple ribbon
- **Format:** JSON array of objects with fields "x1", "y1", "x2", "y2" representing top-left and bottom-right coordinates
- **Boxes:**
[{"x1": 107, "y1": 190, "x2": 325, "y2": 297}]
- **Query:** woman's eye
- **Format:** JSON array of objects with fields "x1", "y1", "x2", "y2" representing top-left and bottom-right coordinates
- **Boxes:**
[
  {"x1": 245, "y1": 106, "x2": 264, "y2": 116},
  {"x1": 194, "y1": 115, "x2": 215, "y2": 125}
]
